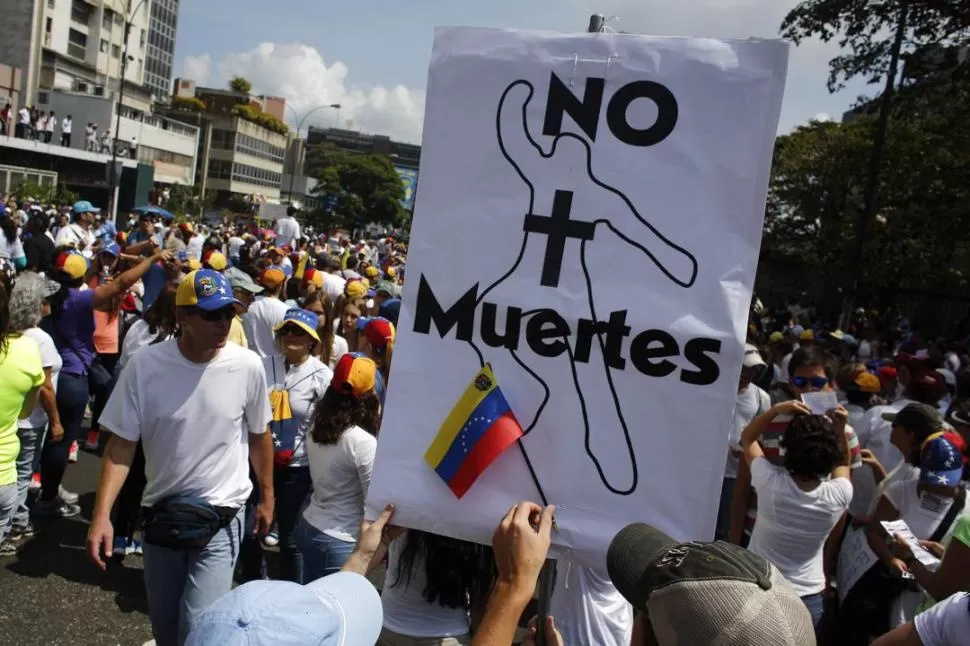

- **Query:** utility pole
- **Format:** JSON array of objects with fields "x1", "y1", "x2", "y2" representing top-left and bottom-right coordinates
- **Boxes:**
[
  {"x1": 107, "y1": 0, "x2": 147, "y2": 227},
  {"x1": 284, "y1": 103, "x2": 341, "y2": 202},
  {"x1": 841, "y1": 0, "x2": 910, "y2": 326}
]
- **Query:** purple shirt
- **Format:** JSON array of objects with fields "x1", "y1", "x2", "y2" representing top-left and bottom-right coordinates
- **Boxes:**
[{"x1": 49, "y1": 288, "x2": 96, "y2": 375}]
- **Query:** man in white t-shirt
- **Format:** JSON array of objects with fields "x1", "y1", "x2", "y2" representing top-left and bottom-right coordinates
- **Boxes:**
[
  {"x1": 242, "y1": 266, "x2": 290, "y2": 359},
  {"x1": 717, "y1": 343, "x2": 771, "y2": 540},
  {"x1": 87, "y1": 269, "x2": 274, "y2": 646},
  {"x1": 549, "y1": 558, "x2": 633, "y2": 646},
  {"x1": 60, "y1": 114, "x2": 73, "y2": 147},
  {"x1": 274, "y1": 206, "x2": 302, "y2": 249},
  {"x1": 54, "y1": 201, "x2": 100, "y2": 258}
]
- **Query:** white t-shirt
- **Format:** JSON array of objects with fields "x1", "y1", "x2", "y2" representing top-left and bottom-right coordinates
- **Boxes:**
[
  {"x1": 62, "y1": 118, "x2": 72, "y2": 134},
  {"x1": 227, "y1": 236, "x2": 244, "y2": 257},
  {"x1": 0, "y1": 235, "x2": 24, "y2": 261},
  {"x1": 55, "y1": 223, "x2": 95, "y2": 258},
  {"x1": 303, "y1": 425, "x2": 377, "y2": 542},
  {"x1": 99, "y1": 339, "x2": 271, "y2": 508},
  {"x1": 852, "y1": 399, "x2": 916, "y2": 517},
  {"x1": 915, "y1": 592, "x2": 970, "y2": 646},
  {"x1": 381, "y1": 535, "x2": 471, "y2": 637},
  {"x1": 725, "y1": 385, "x2": 770, "y2": 479},
  {"x1": 263, "y1": 355, "x2": 332, "y2": 468},
  {"x1": 119, "y1": 318, "x2": 172, "y2": 368},
  {"x1": 18, "y1": 109, "x2": 29, "y2": 125},
  {"x1": 186, "y1": 234, "x2": 204, "y2": 261},
  {"x1": 329, "y1": 335, "x2": 349, "y2": 370},
  {"x1": 886, "y1": 480, "x2": 970, "y2": 626},
  {"x1": 322, "y1": 272, "x2": 346, "y2": 303},
  {"x1": 19, "y1": 328, "x2": 61, "y2": 429},
  {"x1": 549, "y1": 560, "x2": 634, "y2": 646},
  {"x1": 274, "y1": 216, "x2": 302, "y2": 249},
  {"x1": 241, "y1": 296, "x2": 290, "y2": 360},
  {"x1": 747, "y1": 457, "x2": 853, "y2": 596},
  {"x1": 46, "y1": 116, "x2": 56, "y2": 132}
]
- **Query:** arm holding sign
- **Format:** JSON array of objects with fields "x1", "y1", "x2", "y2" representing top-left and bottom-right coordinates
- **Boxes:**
[{"x1": 472, "y1": 502, "x2": 555, "y2": 646}]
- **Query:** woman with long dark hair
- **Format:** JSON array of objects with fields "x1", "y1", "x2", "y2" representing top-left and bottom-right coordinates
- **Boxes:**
[
  {"x1": 119, "y1": 282, "x2": 179, "y2": 368},
  {"x1": 35, "y1": 248, "x2": 171, "y2": 518},
  {"x1": 0, "y1": 273, "x2": 45, "y2": 555},
  {"x1": 296, "y1": 353, "x2": 381, "y2": 580},
  {"x1": 380, "y1": 530, "x2": 494, "y2": 645},
  {"x1": 301, "y1": 290, "x2": 348, "y2": 369},
  {"x1": 0, "y1": 214, "x2": 26, "y2": 270}
]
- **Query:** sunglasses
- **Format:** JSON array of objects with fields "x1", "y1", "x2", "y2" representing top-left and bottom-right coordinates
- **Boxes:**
[
  {"x1": 190, "y1": 307, "x2": 235, "y2": 323},
  {"x1": 792, "y1": 376, "x2": 830, "y2": 390},
  {"x1": 280, "y1": 324, "x2": 309, "y2": 337}
]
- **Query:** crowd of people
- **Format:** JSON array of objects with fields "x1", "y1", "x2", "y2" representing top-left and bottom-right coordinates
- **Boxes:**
[{"x1": 0, "y1": 198, "x2": 967, "y2": 646}]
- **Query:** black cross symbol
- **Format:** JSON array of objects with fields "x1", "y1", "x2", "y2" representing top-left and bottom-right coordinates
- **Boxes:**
[{"x1": 523, "y1": 190, "x2": 596, "y2": 288}]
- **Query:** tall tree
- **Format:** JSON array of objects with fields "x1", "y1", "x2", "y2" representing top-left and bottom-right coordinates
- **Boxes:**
[
  {"x1": 306, "y1": 143, "x2": 406, "y2": 229},
  {"x1": 229, "y1": 76, "x2": 252, "y2": 94},
  {"x1": 781, "y1": 0, "x2": 970, "y2": 92}
]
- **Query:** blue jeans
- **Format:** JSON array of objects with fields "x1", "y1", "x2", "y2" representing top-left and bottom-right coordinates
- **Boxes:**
[
  {"x1": 801, "y1": 592, "x2": 824, "y2": 628},
  {"x1": 13, "y1": 425, "x2": 46, "y2": 528},
  {"x1": 294, "y1": 516, "x2": 355, "y2": 581},
  {"x1": 240, "y1": 466, "x2": 311, "y2": 583},
  {"x1": 0, "y1": 483, "x2": 17, "y2": 542},
  {"x1": 715, "y1": 476, "x2": 736, "y2": 541},
  {"x1": 40, "y1": 372, "x2": 88, "y2": 502},
  {"x1": 142, "y1": 508, "x2": 243, "y2": 646}
]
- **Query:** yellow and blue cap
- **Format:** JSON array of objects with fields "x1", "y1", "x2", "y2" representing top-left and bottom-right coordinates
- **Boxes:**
[
  {"x1": 176, "y1": 269, "x2": 241, "y2": 311},
  {"x1": 274, "y1": 308, "x2": 321, "y2": 343}
]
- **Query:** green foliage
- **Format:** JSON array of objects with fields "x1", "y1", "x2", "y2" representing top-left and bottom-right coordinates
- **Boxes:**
[
  {"x1": 171, "y1": 95, "x2": 206, "y2": 112},
  {"x1": 10, "y1": 181, "x2": 78, "y2": 206},
  {"x1": 781, "y1": 0, "x2": 970, "y2": 92},
  {"x1": 231, "y1": 104, "x2": 289, "y2": 135},
  {"x1": 229, "y1": 76, "x2": 252, "y2": 94},
  {"x1": 163, "y1": 183, "x2": 213, "y2": 218},
  {"x1": 306, "y1": 143, "x2": 406, "y2": 228},
  {"x1": 760, "y1": 78, "x2": 970, "y2": 318}
]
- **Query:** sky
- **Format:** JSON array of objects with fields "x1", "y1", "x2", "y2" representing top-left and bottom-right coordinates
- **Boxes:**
[{"x1": 173, "y1": 0, "x2": 873, "y2": 145}]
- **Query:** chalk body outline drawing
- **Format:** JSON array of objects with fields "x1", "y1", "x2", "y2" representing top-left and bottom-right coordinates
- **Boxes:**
[{"x1": 461, "y1": 78, "x2": 699, "y2": 496}]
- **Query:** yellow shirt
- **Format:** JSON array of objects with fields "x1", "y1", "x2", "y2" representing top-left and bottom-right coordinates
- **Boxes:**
[
  {"x1": 0, "y1": 335, "x2": 44, "y2": 485},
  {"x1": 229, "y1": 316, "x2": 249, "y2": 349}
]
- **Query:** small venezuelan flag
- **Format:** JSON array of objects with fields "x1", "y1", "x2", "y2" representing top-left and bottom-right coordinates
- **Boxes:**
[{"x1": 425, "y1": 365, "x2": 524, "y2": 499}]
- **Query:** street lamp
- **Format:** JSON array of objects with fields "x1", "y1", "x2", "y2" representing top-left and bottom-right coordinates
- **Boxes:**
[
  {"x1": 283, "y1": 103, "x2": 341, "y2": 202},
  {"x1": 107, "y1": 0, "x2": 148, "y2": 225}
]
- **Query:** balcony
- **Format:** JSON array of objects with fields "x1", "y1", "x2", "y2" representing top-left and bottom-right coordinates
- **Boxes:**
[{"x1": 66, "y1": 42, "x2": 86, "y2": 60}]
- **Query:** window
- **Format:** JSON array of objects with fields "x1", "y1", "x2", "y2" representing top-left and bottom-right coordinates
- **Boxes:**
[
  {"x1": 70, "y1": 0, "x2": 90, "y2": 25},
  {"x1": 111, "y1": 44, "x2": 120, "y2": 59},
  {"x1": 47, "y1": 0, "x2": 55, "y2": 8},
  {"x1": 102, "y1": 9, "x2": 112, "y2": 30},
  {"x1": 99, "y1": 39, "x2": 108, "y2": 53},
  {"x1": 45, "y1": 17, "x2": 52, "y2": 32}
]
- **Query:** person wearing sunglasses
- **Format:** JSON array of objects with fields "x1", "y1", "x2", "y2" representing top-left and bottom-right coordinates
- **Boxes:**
[
  {"x1": 240, "y1": 309, "x2": 332, "y2": 584},
  {"x1": 88, "y1": 269, "x2": 275, "y2": 646}
]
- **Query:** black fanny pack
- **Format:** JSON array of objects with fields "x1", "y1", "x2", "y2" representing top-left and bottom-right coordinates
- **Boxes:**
[{"x1": 142, "y1": 495, "x2": 238, "y2": 550}]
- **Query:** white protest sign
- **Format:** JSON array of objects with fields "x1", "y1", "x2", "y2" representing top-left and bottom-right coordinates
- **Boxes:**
[
  {"x1": 366, "y1": 27, "x2": 789, "y2": 563},
  {"x1": 837, "y1": 526, "x2": 879, "y2": 603}
]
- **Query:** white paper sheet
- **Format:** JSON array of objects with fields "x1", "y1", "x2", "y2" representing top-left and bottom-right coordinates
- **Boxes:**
[{"x1": 366, "y1": 27, "x2": 789, "y2": 565}]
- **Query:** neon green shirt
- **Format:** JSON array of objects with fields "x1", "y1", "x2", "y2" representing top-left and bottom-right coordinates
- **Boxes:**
[
  {"x1": 917, "y1": 512, "x2": 970, "y2": 612},
  {"x1": 0, "y1": 335, "x2": 44, "y2": 485}
]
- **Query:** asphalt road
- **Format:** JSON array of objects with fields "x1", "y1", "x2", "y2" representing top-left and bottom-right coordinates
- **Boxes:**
[
  {"x1": 0, "y1": 446, "x2": 153, "y2": 646},
  {"x1": 0, "y1": 440, "x2": 528, "y2": 646}
]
